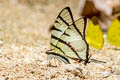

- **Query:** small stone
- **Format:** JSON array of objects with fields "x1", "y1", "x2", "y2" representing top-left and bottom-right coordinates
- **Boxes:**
[
  {"x1": 61, "y1": 78, "x2": 69, "y2": 80},
  {"x1": 63, "y1": 64, "x2": 81, "y2": 72},
  {"x1": 112, "y1": 65, "x2": 120, "y2": 75},
  {"x1": 0, "y1": 40, "x2": 3, "y2": 46},
  {"x1": 102, "y1": 71, "x2": 111, "y2": 78}
]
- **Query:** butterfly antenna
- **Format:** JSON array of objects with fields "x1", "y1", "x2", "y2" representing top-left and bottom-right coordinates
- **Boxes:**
[
  {"x1": 90, "y1": 59, "x2": 106, "y2": 63},
  {"x1": 85, "y1": 54, "x2": 106, "y2": 64},
  {"x1": 89, "y1": 54, "x2": 106, "y2": 63}
]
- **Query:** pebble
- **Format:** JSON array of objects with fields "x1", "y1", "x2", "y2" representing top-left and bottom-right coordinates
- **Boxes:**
[
  {"x1": 63, "y1": 64, "x2": 81, "y2": 72},
  {"x1": 102, "y1": 70, "x2": 111, "y2": 78},
  {"x1": 0, "y1": 40, "x2": 3, "y2": 46}
]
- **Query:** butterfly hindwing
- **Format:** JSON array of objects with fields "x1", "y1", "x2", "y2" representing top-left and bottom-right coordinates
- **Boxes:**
[
  {"x1": 74, "y1": 17, "x2": 87, "y2": 39},
  {"x1": 56, "y1": 20, "x2": 88, "y2": 60}
]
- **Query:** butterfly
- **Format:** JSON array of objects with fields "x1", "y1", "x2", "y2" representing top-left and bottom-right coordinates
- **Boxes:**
[
  {"x1": 46, "y1": 7, "x2": 89, "y2": 65},
  {"x1": 107, "y1": 15, "x2": 120, "y2": 47},
  {"x1": 86, "y1": 17, "x2": 104, "y2": 50}
]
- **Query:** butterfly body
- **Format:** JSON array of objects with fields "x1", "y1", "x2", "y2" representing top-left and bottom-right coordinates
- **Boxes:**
[{"x1": 46, "y1": 7, "x2": 89, "y2": 64}]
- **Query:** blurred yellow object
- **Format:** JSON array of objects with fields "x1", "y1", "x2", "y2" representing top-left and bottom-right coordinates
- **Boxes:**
[
  {"x1": 119, "y1": 13, "x2": 120, "y2": 16},
  {"x1": 86, "y1": 20, "x2": 104, "y2": 50},
  {"x1": 107, "y1": 17, "x2": 120, "y2": 47}
]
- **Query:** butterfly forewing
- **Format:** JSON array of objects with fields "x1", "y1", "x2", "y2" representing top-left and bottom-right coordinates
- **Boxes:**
[{"x1": 50, "y1": 7, "x2": 74, "y2": 49}]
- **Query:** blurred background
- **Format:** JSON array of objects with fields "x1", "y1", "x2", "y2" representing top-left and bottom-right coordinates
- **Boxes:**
[
  {"x1": 0, "y1": 0, "x2": 120, "y2": 48},
  {"x1": 0, "y1": 0, "x2": 84, "y2": 46}
]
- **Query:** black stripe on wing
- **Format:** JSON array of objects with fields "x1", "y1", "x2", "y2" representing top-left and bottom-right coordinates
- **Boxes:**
[
  {"x1": 51, "y1": 43, "x2": 66, "y2": 55},
  {"x1": 51, "y1": 28, "x2": 70, "y2": 37},
  {"x1": 57, "y1": 7, "x2": 74, "y2": 26},
  {"x1": 50, "y1": 25, "x2": 62, "y2": 32},
  {"x1": 82, "y1": 17, "x2": 89, "y2": 65},
  {"x1": 62, "y1": 32, "x2": 70, "y2": 36},
  {"x1": 83, "y1": 17, "x2": 87, "y2": 39},
  {"x1": 58, "y1": 16, "x2": 69, "y2": 26},
  {"x1": 51, "y1": 34, "x2": 82, "y2": 60}
]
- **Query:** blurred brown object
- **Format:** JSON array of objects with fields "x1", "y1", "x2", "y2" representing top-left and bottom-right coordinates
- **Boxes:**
[{"x1": 79, "y1": 0, "x2": 120, "y2": 32}]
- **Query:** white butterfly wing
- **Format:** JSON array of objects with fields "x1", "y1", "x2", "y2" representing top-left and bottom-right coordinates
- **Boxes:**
[{"x1": 47, "y1": 7, "x2": 88, "y2": 64}]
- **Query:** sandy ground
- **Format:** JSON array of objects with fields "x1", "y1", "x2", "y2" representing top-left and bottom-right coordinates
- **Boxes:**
[{"x1": 0, "y1": 1, "x2": 120, "y2": 80}]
